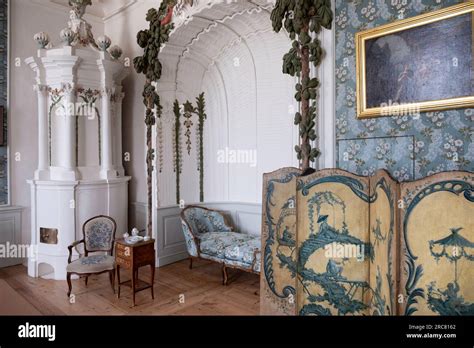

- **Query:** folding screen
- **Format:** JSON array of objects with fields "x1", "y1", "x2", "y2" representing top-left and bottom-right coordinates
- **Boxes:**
[{"x1": 261, "y1": 168, "x2": 473, "y2": 316}]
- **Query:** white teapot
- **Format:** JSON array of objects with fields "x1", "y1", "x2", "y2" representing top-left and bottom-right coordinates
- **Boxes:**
[{"x1": 131, "y1": 228, "x2": 140, "y2": 237}]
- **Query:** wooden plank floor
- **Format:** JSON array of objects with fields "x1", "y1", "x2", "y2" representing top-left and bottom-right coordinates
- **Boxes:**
[{"x1": 0, "y1": 259, "x2": 260, "y2": 315}]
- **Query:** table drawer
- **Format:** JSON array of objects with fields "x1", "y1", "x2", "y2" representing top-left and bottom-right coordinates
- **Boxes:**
[
  {"x1": 116, "y1": 257, "x2": 131, "y2": 269},
  {"x1": 116, "y1": 247, "x2": 131, "y2": 260}
]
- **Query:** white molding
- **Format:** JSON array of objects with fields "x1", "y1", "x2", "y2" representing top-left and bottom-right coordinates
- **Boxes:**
[
  {"x1": 30, "y1": 0, "x2": 138, "y2": 23},
  {"x1": 156, "y1": 251, "x2": 189, "y2": 268},
  {"x1": 0, "y1": 205, "x2": 23, "y2": 213},
  {"x1": 0, "y1": 206, "x2": 22, "y2": 268},
  {"x1": 137, "y1": 200, "x2": 262, "y2": 210},
  {"x1": 318, "y1": 0, "x2": 337, "y2": 170}
]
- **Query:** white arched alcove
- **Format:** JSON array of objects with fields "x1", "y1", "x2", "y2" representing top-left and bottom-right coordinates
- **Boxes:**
[
  {"x1": 144, "y1": 0, "x2": 337, "y2": 266},
  {"x1": 156, "y1": 0, "x2": 300, "y2": 207}
]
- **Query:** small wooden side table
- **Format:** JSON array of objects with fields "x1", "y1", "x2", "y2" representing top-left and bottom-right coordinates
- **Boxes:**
[{"x1": 115, "y1": 238, "x2": 155, "y2": 307}]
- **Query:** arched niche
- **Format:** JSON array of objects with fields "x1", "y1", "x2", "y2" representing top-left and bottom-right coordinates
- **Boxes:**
[{"x1": 156, "y1": 0, "x2": 300, "y2": 206}]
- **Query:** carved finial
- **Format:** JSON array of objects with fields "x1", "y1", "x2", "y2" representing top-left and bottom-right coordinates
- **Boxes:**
[
  {"x1": 109, "y1": 45, "x2": 123, "y2": 60},
  {"x1": 34, "y1": 32, "x2": 50, "y2": 49},
  {"x1": 96, "y1": 36, "x2": 112, "y2": 52},
  {"x1": 68, "y1": 0, "x2": 92, "y2": 20},
  {"x1": 60, "y1": 28, "x2": 75, "y2": 46},
  {"x1": 65, "y1": 0, "x2": 98, "y2": 49}
]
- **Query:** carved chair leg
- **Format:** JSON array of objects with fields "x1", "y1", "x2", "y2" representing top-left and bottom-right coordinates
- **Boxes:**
[
  {"x1": 189, "y1": 257, "x2": 193, "y2": 270},
  {"x1": 150, "y1": 263, "x2": 155, "y2": 300},
  {"x1": 67, "y1": 273, "x2": 72, "y2": 298},
  {"x1": 109, "y1": 270, "x2": 115, "y2": 294},
  {"x1": 116, "y1": 265, "x2": 121, "y2": 299},
  {"x1": 222, "y1": 264, "x2": 228, "y2": 286}
]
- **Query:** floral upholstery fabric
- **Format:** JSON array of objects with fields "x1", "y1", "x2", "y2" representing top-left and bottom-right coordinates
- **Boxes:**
[
  {"x1": 199, "y1": 232, "x2": 254, "y2": 258},
  {"x1": 66, "y1": 255, "x2": 115, "y2": 274},
  {"x1": 84, "y1": 217, "x2": 115, "y2": 252},
  {"x1": 224, "y1": 237, "x2": 261, "y2": 271},
  {"x1": 181, "y1": 207, "x2": 233, "y2": 257},
  {"x1": 181, "y1": 221, "x2": 198, "y2": 257},
  {"x1": 180, "y1": 206, "x2": 261, "y2": 273},
  {"x1": 182, "y1": 207, "x2": 232, "y2": 237}
]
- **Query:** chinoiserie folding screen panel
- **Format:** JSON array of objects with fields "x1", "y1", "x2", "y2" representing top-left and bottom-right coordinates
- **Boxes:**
[
  {"x1": 399, "y1": 172, "x2": 474, "y2": 316},
  {"x1": 261, "y1": 168, "x2": 474, "y2": 316},
  {"x1": 260, "y1": 167, "x2": 301, "y2": 315}
]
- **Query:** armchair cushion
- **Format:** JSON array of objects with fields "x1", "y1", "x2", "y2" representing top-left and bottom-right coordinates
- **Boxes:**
[
  {"x1": 199, "y1": 232, "x2": 254, "y2": 258},
  {"x1": 66, "y1": 255, "x2": 115, "y2": 274}
]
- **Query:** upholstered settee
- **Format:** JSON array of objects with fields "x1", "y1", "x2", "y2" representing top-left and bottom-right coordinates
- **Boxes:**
[{"x1": 180, "y1": 206, "x2": 261, "y2": 285}]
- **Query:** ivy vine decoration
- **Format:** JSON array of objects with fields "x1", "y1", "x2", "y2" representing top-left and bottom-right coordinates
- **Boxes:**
[
  {"x1": 271, "y1": 0, "x2": 333, "y2": 171},
  {"x1": 173, "y1": 100, "x2": 183, "y2": 204},
  {"x1": 183, "y1": 108, "x2": 193, "y2": 155},
  {"x1": 133, "y1": 1, "x2": 175, "y2": 235},
  {"x1": 184, "y1": 92, "x2": 207, "y2": 202},
  {"x1": 157, "y1": 117, "x2": 164, "y2": 173}
]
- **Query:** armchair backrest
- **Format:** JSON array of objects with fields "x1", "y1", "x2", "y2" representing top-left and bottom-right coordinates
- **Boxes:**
[
  {"x1": 82, "y1": 215, "x2": 116, "y2": 254},
  {"x1": 181, "y1": 206, "x2": 233, "y2": 238}
]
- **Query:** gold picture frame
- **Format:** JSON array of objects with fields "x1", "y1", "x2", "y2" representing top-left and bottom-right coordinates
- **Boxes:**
[{"x1": 356, "y1": 2, "x2": 474, "y2": 119}]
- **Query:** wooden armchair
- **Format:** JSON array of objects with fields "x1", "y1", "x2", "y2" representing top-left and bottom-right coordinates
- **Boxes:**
[{"x1": 66, "y1": 215, "x2": 117, "y2": 297}]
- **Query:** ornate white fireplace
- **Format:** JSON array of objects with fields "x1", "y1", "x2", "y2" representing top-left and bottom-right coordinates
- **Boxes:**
[{"x1": 26, "y1": 0, "x2": 130, "y2": 280}]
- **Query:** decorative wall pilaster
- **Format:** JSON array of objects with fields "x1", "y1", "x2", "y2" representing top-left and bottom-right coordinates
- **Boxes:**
[
  {"x1": 100, "y1": 87, "x2": 117, "y2": 179},
  {"x1": 114, "y1": 88, "x2": 125, "y2": 176}
]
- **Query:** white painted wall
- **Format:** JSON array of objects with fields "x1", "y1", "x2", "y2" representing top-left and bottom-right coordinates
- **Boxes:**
[{"x1": 104, "y1": 0, "x2": 156, "y2": 209}]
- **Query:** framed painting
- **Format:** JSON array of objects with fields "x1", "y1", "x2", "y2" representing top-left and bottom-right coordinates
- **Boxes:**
[
  {"x1": 0, "y1": 106, "x2": 4, "y2": 146},
  {"x1": 356, "y1": 2, "x2": 474, "y2": 118}
]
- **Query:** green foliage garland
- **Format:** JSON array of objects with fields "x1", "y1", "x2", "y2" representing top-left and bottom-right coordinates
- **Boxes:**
[
  {"x1": 184, "y1": 92, "x2": 207, "y2": 202},
  {"x1": 133, "y1": 1, "x2": 175, "y2": 236},
  {"x1": 173, "y1": 100, "x2": 182, "y2": 204},
  {"x1": 271, "y1": 0, "x2": 333, "y2": 170}
]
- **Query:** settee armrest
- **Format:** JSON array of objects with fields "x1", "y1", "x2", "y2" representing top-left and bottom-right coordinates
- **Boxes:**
[{"x1": 181, "y1": 221, "x2": 200, "y2": 257}]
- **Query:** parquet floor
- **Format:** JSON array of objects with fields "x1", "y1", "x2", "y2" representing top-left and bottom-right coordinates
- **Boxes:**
[{"x1": 0, "y1": 259, "x2": 260, "y2": 315}]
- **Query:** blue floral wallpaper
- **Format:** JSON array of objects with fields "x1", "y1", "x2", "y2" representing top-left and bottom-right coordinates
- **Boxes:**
[
  {"x1": 0, "y1": 1, "x2": 7, "y2": 205},
  {"x1": 335, "y1": 0, "x2": 474, "y2": 182}
]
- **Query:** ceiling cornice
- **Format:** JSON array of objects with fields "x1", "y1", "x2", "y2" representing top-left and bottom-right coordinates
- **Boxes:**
[{"x1": 29, "y1": 0, "x2": 139, "y2": 22}]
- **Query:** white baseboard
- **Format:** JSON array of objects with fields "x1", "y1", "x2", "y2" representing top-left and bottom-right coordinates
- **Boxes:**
[{"x1": 157, "y1": 251, "x2": 189, "y2": 267}]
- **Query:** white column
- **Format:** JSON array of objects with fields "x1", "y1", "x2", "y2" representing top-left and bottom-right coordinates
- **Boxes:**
[
  {"x1": 100, "y1": 87, "x2": 117, "y2": 179},
  {"x1": 51, "y1": 83, "x2": 78, "y2": 181},
  {"x1": 63, "y1": 84, "x2": 76, "y2": 170},
  {"x1": 34, "y1": 84, "x2": 49, "y2": 180}
]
